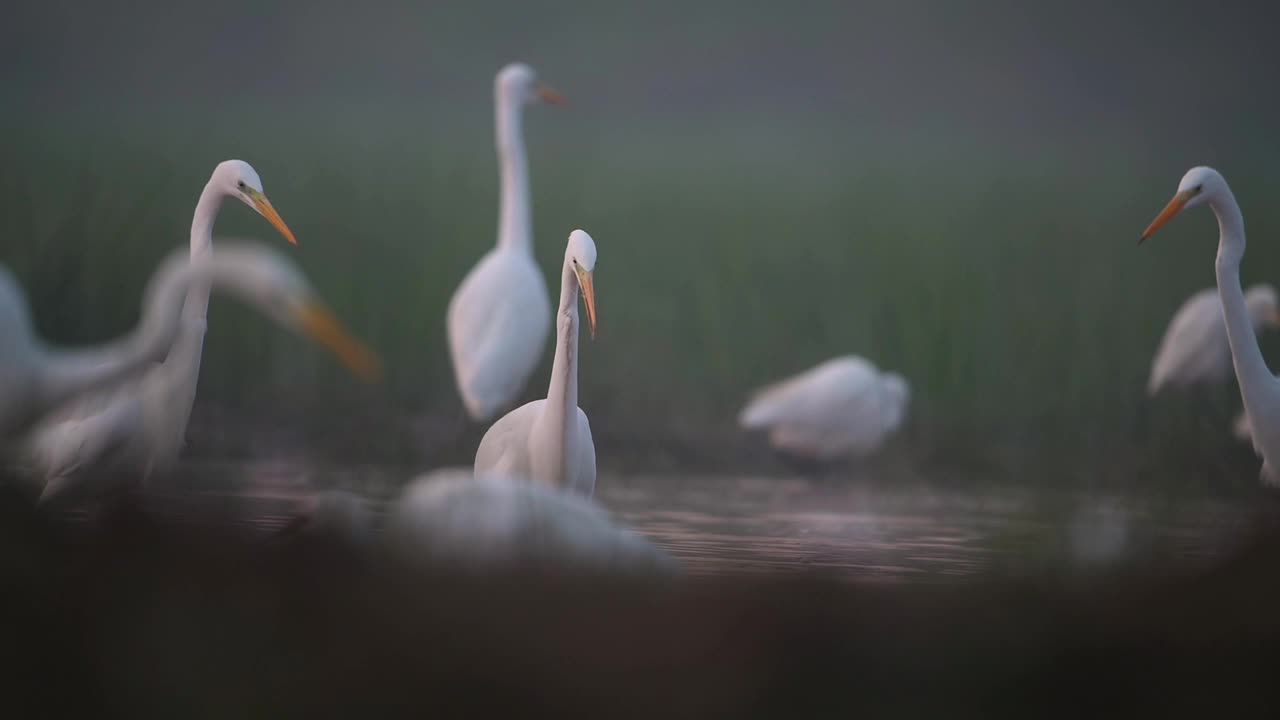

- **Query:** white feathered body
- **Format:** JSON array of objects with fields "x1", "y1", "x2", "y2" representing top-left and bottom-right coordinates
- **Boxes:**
[
  {"x1": 473, "y1": 398, "x2": 595, "y2": 496},
  {"x1": 1148, "y1": 284, "x2": 1279, "y2": 395},
  {"x1": 1148, "y1": 290, "x2": 1232, "y2": 394},
  {"x1": 384, "y1": 471, "x2": 671, "y2": 574},
  {"x1": 739, "y1": 355, "x2": 910, "y2": 460},
  {"x1": 24, "y1": 315, "x2": 207, "y2": 501},
  {"x1": 446, "y1": 249, "x2": 551, "y2": 420}
]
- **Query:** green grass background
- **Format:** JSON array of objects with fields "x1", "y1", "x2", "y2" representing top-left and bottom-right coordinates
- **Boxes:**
[{"x1": 4, "y1": 107, "x2": 1278, "y2": 489}]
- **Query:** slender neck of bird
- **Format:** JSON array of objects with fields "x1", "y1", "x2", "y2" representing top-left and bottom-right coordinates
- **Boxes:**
[
  {"x1": 495, "y1": 88, "x2": 532, "y2": 254},
  {"x1": 184, "y1": 182, "x2": 224, "y2": 322},
  {"x1": 150, "y1": 180, "x2": 225, "y2": 432},
  {"x1": 1212, "y1": 191, "x2": 1275, "y2": 416},
  {"x1": 532, "y1": 260, "x2": 581, "y2": 486}
]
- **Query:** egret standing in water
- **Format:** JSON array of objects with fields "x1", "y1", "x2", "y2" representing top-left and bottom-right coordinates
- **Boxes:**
[
  {"x1": 474, "y1": 230, "x2": 597, "y2": 497},
  {"x1": 1141, "y1": 166, "x2": 1280, "y2": 485},
  {"x1": 738, "y1": 355, "x2": 910, "y2": 462},
  {"x1": 447, "y1": 63, "x2": 564, "y2": 422},
  {"x1": 25, "y1": 161, "x2": 302, "y2": 487},
  {"x1": 1147, "y1": 284, "x2": 1279, "y2": 395},
  {"x1": 1, "y1": 243, "x2": 377, "y2": 463}
]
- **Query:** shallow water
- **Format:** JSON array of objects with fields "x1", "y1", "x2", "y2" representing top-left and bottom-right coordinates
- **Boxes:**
[{"x1": 156, "y1": 460, "x2": 1267, "y2": 583}]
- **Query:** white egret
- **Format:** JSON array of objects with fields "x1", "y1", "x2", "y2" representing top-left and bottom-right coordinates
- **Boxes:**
[
  {"x1": 25, "y1": 160, "x2": 299, "y2": 486},
  {"x1": 23, "y1": 242, "x2": 379, "y2": 503},
  {"x1": 738, "y1": 356, "x2": 910, "y2": 461},
  {"x1": 1147, "y1": 285, "x2": 1279, "y2": 395},
  {"x1": 446, "y1": 63, "x2": 563, "y2": 421},
  {"x1": 1141, "y1": 166, "x2": 1280, "y2": 485},
  {"x1": 384, "y1": 469, "x2": 673, "y2": 575},
  {"x1": 0, "y1": 262, "x2": 187, "y2": 439},
  {"x1": 473, "y1": 229, "x2": 597, "y2": 496}
]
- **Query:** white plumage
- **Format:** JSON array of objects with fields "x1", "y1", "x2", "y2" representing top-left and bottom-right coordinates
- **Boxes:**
[
  {"x1": 19, "y1": 243, "x2": 379, "y2": 503},
  {"x1": 24, "y1": 160, "x2": 301, "y2": 490},
  {"x1": 1140, "y1": 166, "x2": 1280, "y2": 486},
  {"x1": 447, "y1": 251, "x2": 551, "y2": 419},
  {"x1": 738, "y1": 355, "x2": 910, "y2": 461},
  {"x1": 446, "y1": 63, "x2": 562, "y2": 421},
  {"x1": 473, "y1": 230, "x2": 599, "y2": 497},
  {"x1": 384, "y1": 469, "x2": 673, "y2": 575},
  {"x1": 1147, "y1": 284, "x2": 1279, "y2": 395}
]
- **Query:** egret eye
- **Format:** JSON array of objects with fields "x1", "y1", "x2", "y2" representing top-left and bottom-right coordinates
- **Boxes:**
[
  {"x1": 1193, "y1": 184, "x2": 1204, "y2": 194},
  {"x1": 237, "y1": 180, "x2": 247, "y2": 190}
]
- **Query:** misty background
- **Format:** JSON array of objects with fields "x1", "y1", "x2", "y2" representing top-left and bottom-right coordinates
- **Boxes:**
[{"x1": 4, "y1": 0, "x2": 1280, "y2": 487}]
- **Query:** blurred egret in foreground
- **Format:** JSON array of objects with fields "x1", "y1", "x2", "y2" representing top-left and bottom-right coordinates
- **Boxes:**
[
  {"x1": 25, "y1": 161, "x2": 301, "y2": 487},
  {"x1": 0, "y1": 260, "x2": 192, "y2": 439},
  {"x1": 447, "y1": 63, "x2": 564, "y2": 421},
  {"x1": 385, "y1": 469, "x2": 672, "y2": 574},
  {"x1": 474, "y1": 230, "x2": 597, "y2": 497},
  {"x1": 1147, "y1": 285, "x2": 1279, "y2": 395},
  {"x1": 738, "y1": 356, "x2": 910, "y2": 461},
  {"x1": 1141, "y1": 166, "x2": 1280, "y2": 485},
  {"x1": 25, "y1": 242, "x2": 379, "y2": 503}
]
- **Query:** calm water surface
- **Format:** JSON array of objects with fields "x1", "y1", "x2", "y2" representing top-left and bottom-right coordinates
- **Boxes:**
[{"x1": 160, "y1": 460, "x2": 1269, "y2": 583}]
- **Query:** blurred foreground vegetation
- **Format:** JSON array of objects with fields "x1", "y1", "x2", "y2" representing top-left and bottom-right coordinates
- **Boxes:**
[{"x1": 3, "y1": 114, "x2": 1280, "y2": 490}]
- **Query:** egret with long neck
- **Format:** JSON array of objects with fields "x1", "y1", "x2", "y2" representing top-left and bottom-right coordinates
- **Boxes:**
[
  {"x1": 1, "y1": 243, "x2": 377, "y2": 443},
  {"x1": 23, "y1": 160, "x2": 300, "y2": 479},
  {"x1": 446, "y1": 63, "x2": 564, "y2": 421},
  {"x1": 161, "y1": 160, "x2": 297, "y2": 454},
  {"x1": 1141, "y1": 166, "x2": 1280, "y2": 485},
  {"x1": 473, "y1": 230, "x2": 598, "y2": 497}
]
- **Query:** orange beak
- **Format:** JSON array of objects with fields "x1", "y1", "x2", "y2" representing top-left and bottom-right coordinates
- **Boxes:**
[
  {"x1": 535, "y1": 82, "x2": 566, "y2": 105},
  {"x1": 250, "y1": 191, "x2": 298, "y2": 245},
  {"x1": 1139, "y1": 189, "x2": 1196, "y2": 245},
  {"x1": 575, "y1": 267, "x2": 597, "y2": 338},
  {"x1": 295, "y1": 300, "x2": 382, "y2": 381}
]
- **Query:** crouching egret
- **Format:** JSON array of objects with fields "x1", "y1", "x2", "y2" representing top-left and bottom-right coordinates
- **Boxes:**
[
  {"x1": 384, "y1": 469, "x2": 673, "y2": 575},
  {"x1": 1140, "y1": 166, "x2": 1280, "y2": 486},
  {"x1": 738, "y1": 355, "x2": 910, "y2": 461},
  {"x1": 1147, "y1": 284, "x2": 1279, "y2": 395},
  {"x1": 473, "y1": 229, "x2": 597, "y2": 497},
  {"x1": 446, "y1": 63, "x2": 564, "y2": 421}
]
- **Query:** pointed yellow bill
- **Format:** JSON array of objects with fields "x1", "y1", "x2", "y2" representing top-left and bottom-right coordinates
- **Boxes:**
[
  {"x1": 1139, "y1": 189, "x2": 1196, "y2": 244},
  {"x1": 575, "y1": 267, "x2": 597, "y2": 338},
  {"x1": 247, "y1": 190, "x2": 298, "y2": 245},
  {"x1": 294, "y1": 300, "x2": 381, "y2": 381},
  {"x1": 535, "y1": 82, "x2": 566, "y2": 105}
]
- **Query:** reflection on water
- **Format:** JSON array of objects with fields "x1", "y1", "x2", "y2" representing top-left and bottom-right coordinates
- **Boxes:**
[{"x1": 160, "y1": 461, "x2": 1266, "y2": 583}]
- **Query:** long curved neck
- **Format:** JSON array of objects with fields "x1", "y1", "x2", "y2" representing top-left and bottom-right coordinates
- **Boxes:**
[
  {"x1": 531, "y1": 261, "x2": 580, "y2": 486},
  {"x1": 157, "y1": 182, "x2": 224, "y2": 425},
  {"x1": 495, "y1": 87, "x2": 532, "y2": 254},
  {"x1": 1213, "y1": 191, "x2": 1277, "y2": 414},
  {"x1": 184, "y1": 182, "x2": 223, "y2": 321}
]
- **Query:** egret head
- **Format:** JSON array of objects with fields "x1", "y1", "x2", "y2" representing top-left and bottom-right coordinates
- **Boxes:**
[
  {"x1": 1139, "y1": 166, "x2": 1230, "y2": 244},
  {"x1": 210, "y1": 160, "x2": 297, "y2": 245},
  {"x1": 497, "y1": 62, "x2": 565, "y2": 106},
  {"x1": 199, "y1": 241, "x2": 380, "y2": 381},
  {"x1": 566, "y1": 229, "x2": 598, "y2": 338},
  {"x1": 1245, "y1": 284, "x2": 1280, "y2": 330}
]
